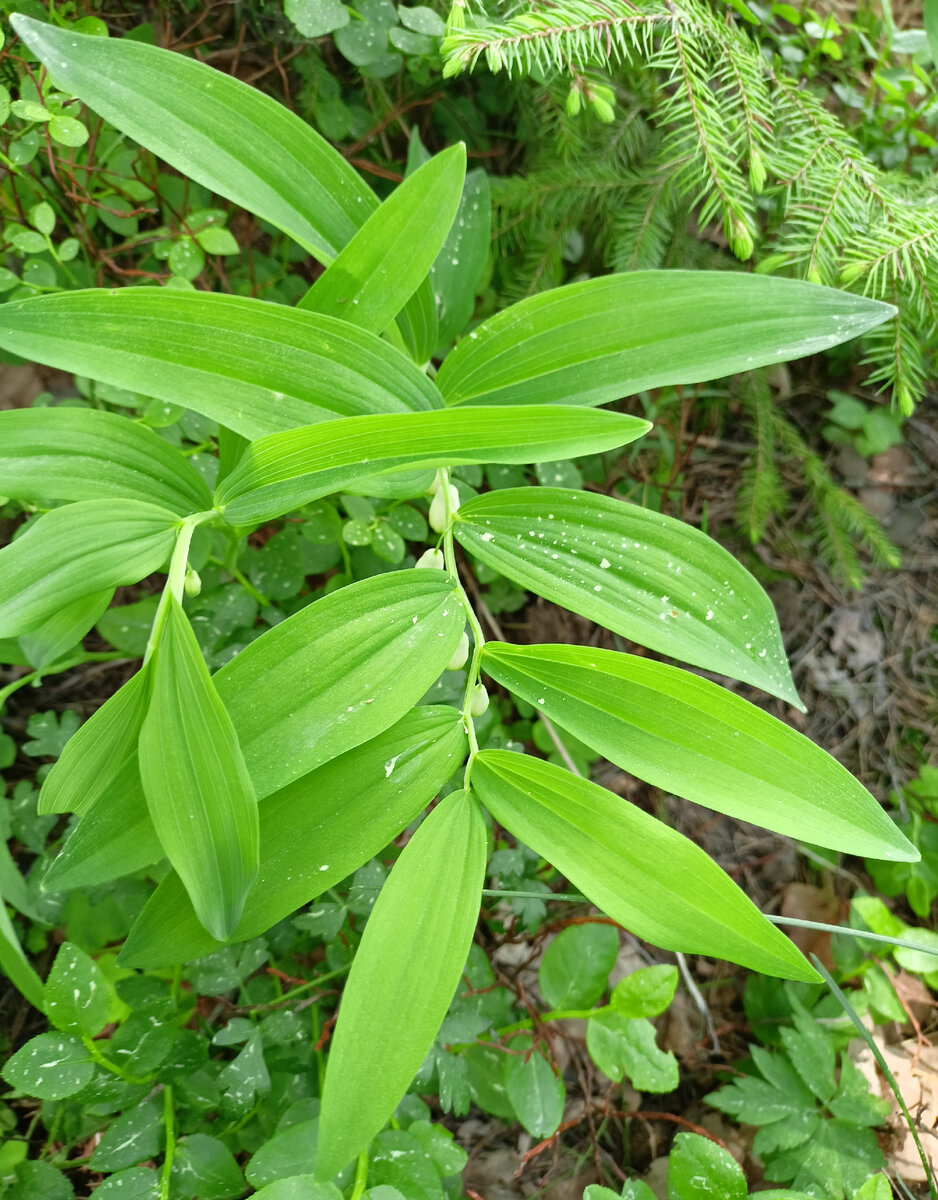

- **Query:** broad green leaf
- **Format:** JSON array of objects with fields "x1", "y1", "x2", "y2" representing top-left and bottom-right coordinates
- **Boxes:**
[
  {"x1": 435, "y1": 272, "x2": 896, "y2": 407},
  {"x1": 503, "y1": 1041, "x2": 565, "y2": 1138},
  {"x1": 0, "y1": 501, "x2": 177, "y2": 638},
  {"x1": 854, "y1": 1175, "x2": 894, "y2": 1200},
  {"x1": 316, "y1": 790, "x2": 486, "y2": 1180},
  {"x1": 455, "y1": 487, "x2": 801, "y2": 706},
  {"x1": 139, "y1": 595, "x2": 259, "y2": 942},
  {"x1": 216, "y1": 407, "x2": 651, "y2": 525},
  {"x1": 246, "y1": 1121, "x2": 318, "y2": 1189},
  {"x1": 216, "y1": 570, "x2": 464, "y2": 796},
  {"x1": 120, "y1": 706, "x2": 466, "y2": 967},
  {"x1": 171, "y1": 1134, "x2": 244, "y2": 1200},
  {"x1": 471, "y1": 751, "x2": 819, "y2": 981},
  {"x1": 300, "y1": 146, "x2": 466, "y2": 337},
  {"x1": 0, "y1": 407, "x2": 212, "y2": 513},
  {"x1": 0, "y1": 898, "x2": 45, "y2": 1010},
  {"x1": 11, "y1": 15, "x2": 374, "y2": 262},
  {"x1": 19, "y1": 588, "x2": 112, "y2": 670},
  {"x1": 91, "y1": 1168, "x2": 160, "y2": 1200},
  {"x1": 6, "y1": 1161, "x2": 72, "y2": 1200},
  {"x1": 433, "y1": 168, "x2": 491, "y2": 346},
  {"x1": 666, "y1": 1133, "x2": 746, "y2": 1200},
  {"x1": 395, "y1": 278, "x2": 439, "y2": 365},
  {"x1": 538, "y1": 923, "x2": 618, "y2": 1010},
  {"x1": 43, "y1": 942, "x2": 110, "y2": 1037},
  {"x1": 0, "y1": 291, "x2": 441, "y2": 441},
  {"x1": 1, "y1": 1031, "x2": 95, "y2": 1099},
  {"x1": 586, "y1": 1012, "x2": 678, "y2": 1092},
  {"x1": 480, "y1": 643, "x2": 916, "y2": 862},
  {"x1": 611, "y1": 965, "x2": 679, "y2": 1019},
  {"x1": 96, "y1": 595, "x2": 161, "y2": 657},
  {"x1": 253, "y1": 1179, "x2": 343, "y2": 1200},
  {"x1": 39, "y1": 666, "x2": 151, "y2": 816},
  {"x1": 89, "y1": 1100, "x2": 163, "y2": 1172}
]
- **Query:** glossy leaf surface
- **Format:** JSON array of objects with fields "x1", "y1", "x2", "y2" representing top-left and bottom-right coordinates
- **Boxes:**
[
  {"x1": 139, "y1": 596, "x2": 259, "y2": 942},
  {"x1": 300, "y1": 146, "x2": 465, "y2": 336},
  {"x1": 481, "y1": 643, "x2": 916, "y2": 862},
  {"x1": 436, "y1": 272, "x2": 895, "y2": 407},
  {"x1": 0, "y1": 408, "x2": 212, "y2": 513},
  {"x1": 217, "y1": 570, "x2": 464, "y2": 797},
  {"x1": 121, "y1": 706, "x2": 466, "y2": 967},
  {"x1": 0, "y1": 291, "x2": 440, "y2": 441},
  {"x1": 0, "y1": 501, "x2": 177, "y2": 638},
  {"x1": 472, "y1": 751, "x2": 819, "y2": 981},
  {"x1": 316, "y1": 789, "x2": 486, "y2": 1180},
  {"x1": 216, "y1": 407, "x2": 650, "y2": 525},
  {"x1": 456, "y1": 487, "x2": 800, "y2": 705},
  {"x1": 12, "y1": 15, "x2": 375, "y2": 261}
]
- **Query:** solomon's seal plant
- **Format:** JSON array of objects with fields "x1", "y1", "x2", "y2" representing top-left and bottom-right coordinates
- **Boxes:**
[{"x1": 0, "y1": 13, "x2": 918, "y2": 1186}]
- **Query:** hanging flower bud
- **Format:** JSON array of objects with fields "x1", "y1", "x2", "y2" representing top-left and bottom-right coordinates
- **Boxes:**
[
  {"x1": 429, "y1": 484, "x2": 460, "y2": 533},
  {"x1": 183, "y1": 568, "x2": 202, "y2": 597},
  {"x1": 469, "y1": 683, "x2": 489, "y2": 717},
  {"x1": 415, "y1": 547, "x2": 445, "y2": 570},
  {"x1": 446, "y1": 632, "x2": 470, "y2": 671}
]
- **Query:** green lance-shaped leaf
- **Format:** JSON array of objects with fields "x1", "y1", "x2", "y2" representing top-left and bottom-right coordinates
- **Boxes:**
[
  {"x1": 0, "y1": 894, "x2": 44, "y2": 1011},
  {"x1": 217, "y1": 569, "x2": 465, "y2": 797},
  {"x1": 434, "y1": 167, "x2": 491, "y2": 347},
  {"x1": 19, "y1": 588, "x2": 112, "y2": 670},
  {"x1": 40, "y1": 665, "x2": 151, "y2": 817},
  {"x1": 139, "y1": 595, "x2": 259, "y2": 942},
  {"x1": 316, "y1": 789, "x2": 486, "y2": 1181},
  {"x1": 435, "y1": 272, "x2": 896, "y2": 408},
  {"x1": 11, "y1": 15, "x2": 372, "y2": 263},
  {"x1": 0, "y1": 500, "x2": 178, "y2": 638},
  {"x1": 44, "y1": 572, "x2": 465, "y2": 895},
  {"x1": 216, "y1": 406, "x2": 651, "y2": 525},
  {"x1": 481, "y1": 643, "x2": 916, "y2": 863},
  {"x1": 455, "y1": 487, "x2": 800, "y2": 706},
  {"x1": 471, "y1": 750, "x2": 818, "y2": 982},
  {"x1": 121, "y1": 706, "x2": 466, "y2": 968},
  {"x1": 300, "y1": 146, "x2": 466, "y2": 337},
  {"x1": 42, "y1": 756, "x2": 160, "y2": 891},
  {"x1": 0, "y1": 291, "x2": 441, "y2": 442},
  {"x1": 0, "y1": 408, "x2": 212, "y2": 513},
  {"x1": 395, "y1": 276, "x2": 439, "y2": 367}
]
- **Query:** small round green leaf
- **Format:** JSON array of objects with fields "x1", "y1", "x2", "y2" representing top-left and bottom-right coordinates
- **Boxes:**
[{"x1": 667, "y1": 1132, "x2": 746, "y2": 1200}]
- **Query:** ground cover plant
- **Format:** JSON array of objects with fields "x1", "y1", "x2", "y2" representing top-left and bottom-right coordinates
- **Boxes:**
[{"x1": 0, "y1": 7, "x2": 936, "y2": 1199}]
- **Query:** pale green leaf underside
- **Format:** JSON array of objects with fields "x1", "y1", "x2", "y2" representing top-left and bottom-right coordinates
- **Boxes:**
[
  {"x1": 0, "y1": 408, "x2": 212, "y2": 514},
  {"x1": 436, "y1": 272, "x2": 895, "y2": 407},
  {"x1": 0, "y1": 290, "x2": 441, "y2": 441},
  {"x1": 216, "y1": 406, "x2": 651, "y2": 525},
  {"x1": 471, "y1": 751, "x2": 818, "y2": 982},
  {"x1": 0, "y1": 500, "x2": 177, "y2": 638},
  {"x1": 455, "y1": 487, "x2": 800, "y2": 706},
  {"x1": 40, "y1": 664, "x2": 151, "y2": 817},
  {"x1": 139, "y1": 596, "x2": 259, "y2": 942},
  {"x1": 120, "y1": 706, "x2": 466, "y2": 968},
  {"x1": 301, "y1": 145, "x2": 466, "y2": 337},
  {"x1": 316, "y1": 789, "x2": 486, "y2": 1181},
  {"x1": 19, "y1": 588, "x2": 112, "y2": 671},
  {"x1": 481, "y1": 643, "x2": 916, "y2": 863},
  {"x1": 11, "y1": 15, "x2": 373, "y2": 261}
]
